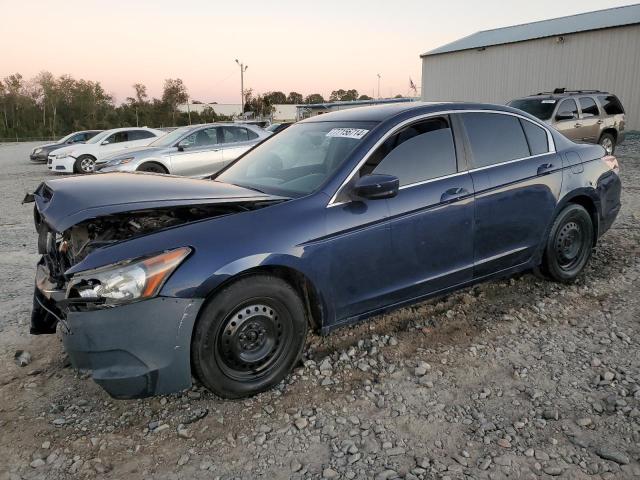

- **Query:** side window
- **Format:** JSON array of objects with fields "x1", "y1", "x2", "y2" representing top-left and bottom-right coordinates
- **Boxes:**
[
  {"x1": 246, "y1": 128, "x2": 259, "y2": 140},
  {"x1": 222, "y1": 127, "x2": 250, "y2": 144},
  {"x1": 460, "y1": 113, "x2": 530, "y2": 168},
  {"x1": 519, "y1": 119, "x2": 549, "y2": 156},
  {"x1": 598, "y1": 95, "x2": 624, "y2": 115},
  {"x1": 108, "y1": 132, "x2": 129, "y2": 143},
  {"x1": 579, "y1": 97, "x2": 599, "y2": 117},
  {"x1": 129, "y1": 130, "x2": 156, "y2": 140},
  {"x1": 556, "y1": 99, "x2": 578, "y2": 120},
  {"x1": 362, "y1": 117, "x2": 457, "y2": 187},
  {"x1": 190, "y1": 127, "x2": 218, "y2": 146}
]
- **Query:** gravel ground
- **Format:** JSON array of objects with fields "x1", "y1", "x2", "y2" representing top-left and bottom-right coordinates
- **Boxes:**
[{"x1": 0, "y1": 136, "x2": 639, "y2": 480}]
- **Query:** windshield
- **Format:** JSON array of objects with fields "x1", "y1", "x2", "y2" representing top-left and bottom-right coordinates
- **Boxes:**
[
  {"x1": 57, "y1": 132, "x2": 75, "y2": 143},
  {"x1": 216, "y1": 121, "x2": 376, "y2": 197},
  {"x1": 149, "y1": 126, "x2": 192, "y2": 147},
  {"x1": 86, "y1": 130, "x2": 112, "y2": 144},
  {"x1": 508, "y1": 99, "x2": 557, "y2": 120}
]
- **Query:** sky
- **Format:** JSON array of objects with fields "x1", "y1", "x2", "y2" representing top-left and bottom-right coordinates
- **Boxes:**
[{"x1": 1, "y1": 0, "x2": 634, "y2": 104}]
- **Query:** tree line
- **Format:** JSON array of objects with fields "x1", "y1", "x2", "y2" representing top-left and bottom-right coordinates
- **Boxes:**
[{"x1": 0, "y1": 71, "x2": 398, "y2": 141}]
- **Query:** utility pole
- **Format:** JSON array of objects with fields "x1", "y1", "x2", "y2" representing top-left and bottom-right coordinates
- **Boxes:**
[
  {"x1": 235, "y1": 59, "x2": 248, "y2": 119},
  {"x1": 377, "y1": 74, "x2": 382, "y2": 99}
]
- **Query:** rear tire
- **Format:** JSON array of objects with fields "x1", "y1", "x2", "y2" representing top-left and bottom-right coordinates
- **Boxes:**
[
  {"x1": 137, "y1": 162, "x2": 168, "y2": 174},
  {"x1": 598, "y1": 133, "x2": 616, "y2": 155},
  {"x1": 73, "y1": 155, "x2": 96, "y2": 174},
  {"x1": 539, "y1": 204, "x2": 594, "y2": 283},
  {"x1": 191, "y1": 275, "x2": 308, "y2": 399}
]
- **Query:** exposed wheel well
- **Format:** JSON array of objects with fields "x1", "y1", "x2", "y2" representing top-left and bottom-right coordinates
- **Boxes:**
[
  {"x1": 199, "y1": 266, "x2": 324, "y2": 332},
  {"x1": 137, "y1": 161, "x2": 169, "y2": 173},
  {"x1": 599, "y1": 129, "x2": 617, "y2": 142},
  {"x1": 566, "y1": 195, "x2": 599, "y2": 246}
]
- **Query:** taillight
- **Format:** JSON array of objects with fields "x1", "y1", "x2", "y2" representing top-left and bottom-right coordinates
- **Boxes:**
[{"x1": 603, "y1": 155, "x2": 619, "y2": 173}]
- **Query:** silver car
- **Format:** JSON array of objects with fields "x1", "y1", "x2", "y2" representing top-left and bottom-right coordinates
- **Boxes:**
[{"x1": 96, "y1": 123, "x2": 270, "y2": 177}]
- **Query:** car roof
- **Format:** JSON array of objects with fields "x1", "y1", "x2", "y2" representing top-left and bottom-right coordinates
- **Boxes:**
[
  {"x1": 514, "y1": 91, "x2": 612, "y2": 101},
  {"x1": 298, "y1": 101, "x2": 522, "y2": 123}
]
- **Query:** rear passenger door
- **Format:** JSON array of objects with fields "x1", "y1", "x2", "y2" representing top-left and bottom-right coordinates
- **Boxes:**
[
  {"x1": 457, "y1": 112, "x2": 562, "y2": 278},
  {"x1": 578, "y1": 97, "x2": 601, "y2": 143},
  {"x1": 366, "y1": 115, "x2": 475, "y2": 303}
]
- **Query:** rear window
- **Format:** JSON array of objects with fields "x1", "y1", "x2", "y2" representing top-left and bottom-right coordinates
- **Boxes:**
[
  {"x1": 598, "y1": 95, "x2": 625, "y2": 115},
  {"x1": 460, "y1": 113, "x2": 530, "y2": 168},
  {"x1": 508, "y1": 99, "x2": 556, "y2": 120}
]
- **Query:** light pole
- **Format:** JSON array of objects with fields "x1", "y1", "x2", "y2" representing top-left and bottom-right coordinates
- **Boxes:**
[
  {"x1": 235, "y1": 59, "x2": 248, "y2": 119},
  {"x1": 377, "y1": 73, "x2": 382, "y2": 99}
]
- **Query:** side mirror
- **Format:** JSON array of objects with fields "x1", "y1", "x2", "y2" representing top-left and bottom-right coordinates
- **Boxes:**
[
  {"x1": 177, "y1": 140, "x2": 188, "y2": 152},
  {"x1": 556, "y1": 111, "x2": 576, "y2": 121},
  {"x1": 353, "y1": 174, "x2": 399, "y2": 200},
  {"x1": 101, "y1": 140, "x2": 110, "y2": 145}
]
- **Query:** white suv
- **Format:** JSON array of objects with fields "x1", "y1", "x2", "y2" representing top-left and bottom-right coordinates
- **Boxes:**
[{"x1": 48, "y1": 127, "x2": 166, "y2": 174}]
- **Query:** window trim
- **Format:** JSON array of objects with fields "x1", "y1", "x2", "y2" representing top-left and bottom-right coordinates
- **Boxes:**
[{"x1": 327, "y1": 110, "x2": 556, "y2": 207}]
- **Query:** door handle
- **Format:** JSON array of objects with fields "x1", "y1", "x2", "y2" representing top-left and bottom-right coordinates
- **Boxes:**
[
  {"x1": 440, "y1": 187, "x2": 469, "y2": 203},
  {"x1": 574, "y1": 123, "x2": 582, "y2": 128},
  {"x1": 596, "y1": 119, "x2": 604, "y2": 125},
  {"x1": 537, "y1": 163, "x2": 555, "y2": 175}
]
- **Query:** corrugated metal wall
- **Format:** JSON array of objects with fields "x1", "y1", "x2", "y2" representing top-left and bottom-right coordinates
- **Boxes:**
[{"x1": 421, "y1": 24, "x2": 640, "y2": 130}]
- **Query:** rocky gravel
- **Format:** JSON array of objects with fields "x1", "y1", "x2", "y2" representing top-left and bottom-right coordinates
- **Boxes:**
[{"x1": 1, "y1": 136, "x2": 639, "y2": 479}]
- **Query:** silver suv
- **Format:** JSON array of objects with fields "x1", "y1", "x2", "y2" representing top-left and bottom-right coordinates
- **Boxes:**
[
  {"x1": 96, "y1": 123, "x2": 271, "y2": 177},
  {"x1": 508, "y1": 89, "x2": 625, "y2": 154}
]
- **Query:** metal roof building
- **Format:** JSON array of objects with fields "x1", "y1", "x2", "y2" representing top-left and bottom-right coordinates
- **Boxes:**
[{"x1": 421, "y1": 4, "x2": 640, "y2": 130}]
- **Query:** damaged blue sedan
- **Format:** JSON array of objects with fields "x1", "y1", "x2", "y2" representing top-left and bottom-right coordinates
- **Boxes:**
[{"x1": 28, "y1": 102, "x2": 621, "y2": 399}]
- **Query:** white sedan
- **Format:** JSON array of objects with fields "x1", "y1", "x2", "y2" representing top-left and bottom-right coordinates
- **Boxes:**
[{"x1": 48, "y1": 127, "x2": 166, "y2": 174}]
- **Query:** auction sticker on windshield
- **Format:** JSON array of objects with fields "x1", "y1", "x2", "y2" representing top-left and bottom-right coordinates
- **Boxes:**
[
  {"x1": 326, "y1": 128, "x2": 369, "y2": 139},
  {"x1": 542, "y1": 100, "x2": 557, "y2": 104}
]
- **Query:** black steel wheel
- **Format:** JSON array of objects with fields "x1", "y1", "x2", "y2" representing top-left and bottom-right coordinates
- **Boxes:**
[
  {"x1": 191, "y1": 275, "x2": 308, "y2": 398},
  {"x1": 539, "y1": 204, "x2": 593, "y2": 282}
]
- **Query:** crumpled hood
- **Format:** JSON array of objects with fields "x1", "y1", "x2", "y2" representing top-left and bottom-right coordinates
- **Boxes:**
[
  {"x1": 33, "y1": 172, "x2": 286, "y2": 232},
  {"x1": 99, "y1": 146, "x2": 168, "y2": 163}
]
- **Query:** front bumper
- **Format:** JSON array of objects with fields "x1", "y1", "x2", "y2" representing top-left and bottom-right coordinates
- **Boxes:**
[
  {"x1": 47, "y1": 155, "x2": 75, "y2": 173},
  {"x1": 59, "y1": 295, "x2": 203, "y2": 399},
  {"x1": 30, "y1": 153, "x2": 48, "y2": 162}
]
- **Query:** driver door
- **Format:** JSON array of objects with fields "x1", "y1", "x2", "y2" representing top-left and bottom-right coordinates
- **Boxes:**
[{"x1": 170, "y1": 127, "x2": 224, "y2": 177}]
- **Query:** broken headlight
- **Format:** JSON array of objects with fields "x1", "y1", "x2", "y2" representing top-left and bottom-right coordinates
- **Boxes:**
[
  {"x1": 67, "y1": 247, "x2": 191, "y2": 305},
  {"x1": 106, "y1": 157, "x2": 134, "y2": 166}
]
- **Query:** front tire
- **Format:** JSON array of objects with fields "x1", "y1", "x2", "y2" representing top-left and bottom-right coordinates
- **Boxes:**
[
  {"x1": 598, "y1": 133, "x2": 616, "y2": 155},
  {"x1": 539, "y1": 204, "x2": 594, "y2": 282},
  {"x1": 73, "y1": 155, "x2": 96, "y2": 174},
  {"x1": 191, "y1": 275, "x2": 308, "y2": 399}
]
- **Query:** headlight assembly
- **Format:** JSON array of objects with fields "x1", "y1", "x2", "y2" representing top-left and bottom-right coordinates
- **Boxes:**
[
  {"x1": 67, "y1": 247, "x2": 191, "y2": 305},
  {"x1": 56, "y1": 152, "x2": 70, "y2": 159},
  {"x1": 34, "y1": 148, "x2": 43, "y2": 154}
]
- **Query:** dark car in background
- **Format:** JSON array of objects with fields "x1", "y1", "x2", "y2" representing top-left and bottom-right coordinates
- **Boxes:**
[
  {"x1": 28, "y1": 102, "x2": 621, "y2": 400},
  {"x1": 29, "y1": 130, "x2": 102, "y2": 162},
  {"x1": 508, "y1": 89, "x2": 625, "y2": 154}
]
